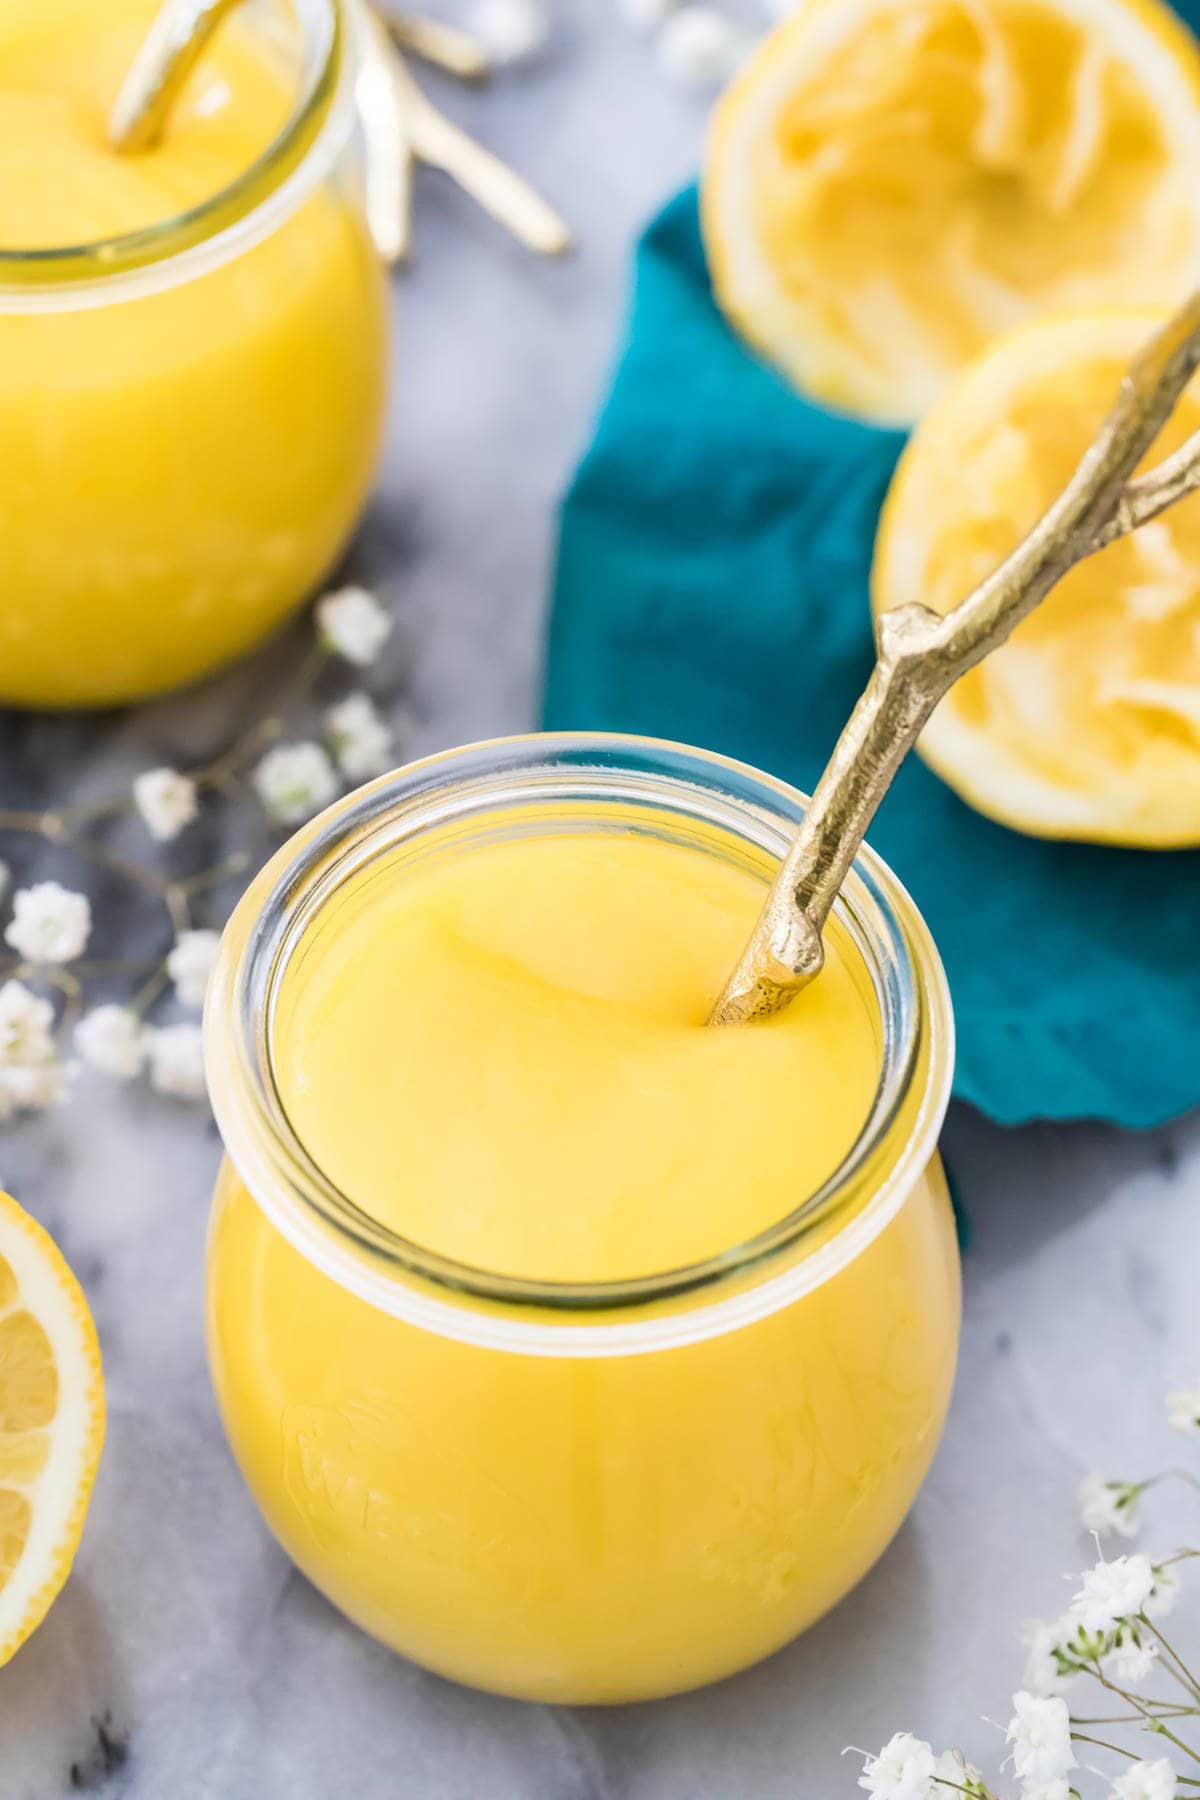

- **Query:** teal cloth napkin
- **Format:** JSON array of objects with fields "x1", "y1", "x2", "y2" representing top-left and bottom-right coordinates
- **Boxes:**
[{"x1": 543, "y1": 186, "x2": 1200, "y2": 1130}]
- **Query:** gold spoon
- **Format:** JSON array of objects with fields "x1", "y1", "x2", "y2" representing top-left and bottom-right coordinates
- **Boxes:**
[
  {"x1": 711, "y1": 293, "x2": 1200, "y2": 1025},
  {"x1": 107, "y1": 0, "x2": 570, "y2": 262},
  {"x1": 108, "y1": 0, "x2": 244, "y2": 152},
  {"x1": 385, "y1": 10, "x2": 490, "y2": 81}
]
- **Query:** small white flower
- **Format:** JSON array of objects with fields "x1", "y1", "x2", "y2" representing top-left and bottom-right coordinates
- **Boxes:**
[
  {"x1": 166, "y1": 930, "x2": 221, "y2": 1010},
  {"x1": 1021, "y1": 1783, "x2": 1071, "y2": 1800},
  {"x1": 0, "y1": 980, "x2": 56, "y2": 1066},
  {"x1": 466, "y1": 0, "x2": 548, "y2": 64},
  {"x1": 856, "y1": 1732, "x2": 937, "y2": 1799},
  {"x1": 1022, "y1": 1618, "x2": 1077, "y2": 1697},
  {"x1": 316, "y1": 586, "x2": 391, "y2": 666},
  {"x1": 1112, "y1": 1759, "x2": 1177, "y2": 1800},
  {"x1": 1005, "y1": 1692, "x2": 1076, "y2": 1785},
  {"x1": 1167, "y1": 1380, "x2": 1200, "y2": 1435},
  {"x1": 1072, "y1": 1555, "x2": 1157, "y2": 1633},
  {"x1": 658, "y1": 5, "x2": 748, "y2": 87},
  {"x1": 1147, "y1": 1561, "x2": 1179, "y2": 1619},
  {"x1": 325, "y1": 693, "x2": 394, "y2": 781},
  {"x1": 5, "y1": 882, "x2": 91, "y2": 965},
  {"x1": 75, "y1": 1006, "x2": 145, "y2": 1080},
  {"x1": 0, "y1": 1059, "x2": 70, "y2": 1118},
  {"x1": 1079, "y1": 1473, "x2": 1141, "y2": 1539},
  {"x1": 132, "y1": 767, "x2": 199, "y2": 842},
  {"x1": 1107, "y1": 1635, "x2": 1159, "y2": 1686},
  {"x1": 144, "y1": 1024, "x2": 207, "y2": 1102},
  {"x1": 933, "y1": 1750, "x2": 986, "y2": 1795},
  {"x1": 253, "y1": 742, "x2": 339, "y2": 825}
]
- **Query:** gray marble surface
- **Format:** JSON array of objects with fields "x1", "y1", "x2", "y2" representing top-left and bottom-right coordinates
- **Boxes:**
[{"x1": 2, "y1": 6, "x2": 1199, "y2": 1795}]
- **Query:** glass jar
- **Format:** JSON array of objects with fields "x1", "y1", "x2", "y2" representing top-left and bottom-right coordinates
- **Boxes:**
[
  {"x1": 0, "y1": 0, "x2": 388, "y2": 709},
  {"x1": 204, "y1": 735, "x2": 959, "y2": 1704}
]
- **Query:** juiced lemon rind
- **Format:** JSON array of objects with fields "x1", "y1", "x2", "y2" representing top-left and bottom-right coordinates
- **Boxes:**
[
  {"x1": 0, "y1": 1192, "x2": 104, "y2": 1668},
  {"x1": 873, "y1": 308, "x2": 1200, "y2": 845},
  {"x1": 703, "y1": 0, "x2": 1200, "y2": 424}
]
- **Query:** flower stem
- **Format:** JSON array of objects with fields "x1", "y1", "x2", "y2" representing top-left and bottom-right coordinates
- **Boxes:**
[
  {"x1": 1092, "y1": 1663, "x2": 1200, "y2": 1766},
  {"x1": 1143, "y1": 1618, "x2": 1200, "y2": 1705}
]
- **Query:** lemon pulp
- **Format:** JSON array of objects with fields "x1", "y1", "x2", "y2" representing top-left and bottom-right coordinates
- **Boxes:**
[{"x1": 704, "y1": 0, "x2": 1200, "y2": 420}]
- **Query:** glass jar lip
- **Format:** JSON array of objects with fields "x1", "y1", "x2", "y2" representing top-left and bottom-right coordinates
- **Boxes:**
[
  {"x1": 205, "y1": 734, "x2": 956, "y2": 1352},
  {"x1": 0, "y1": 0, "x2": 356, "y2": 305}
]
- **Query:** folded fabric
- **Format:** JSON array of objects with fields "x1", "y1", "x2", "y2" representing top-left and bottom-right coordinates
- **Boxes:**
[{"x1": 543, "y1": 186, "x2": 1200, "y2": 1129}]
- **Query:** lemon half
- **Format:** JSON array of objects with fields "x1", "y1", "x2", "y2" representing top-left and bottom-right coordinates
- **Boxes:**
[
  {"x1": 703, "y1": 0, "x2": 1200, "y2": 423},
  {"x1": 0, "y1": 1190, "x2": 104, "y2": 1667},
  {"x1": 873, "y1": 309, "x2": 1200, "y2": 845}
]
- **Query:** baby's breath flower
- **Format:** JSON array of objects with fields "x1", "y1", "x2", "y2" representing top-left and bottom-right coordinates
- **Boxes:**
[
  {"x1": 1107, "y1": 1634, "x2": 1159, "y2": 1686},
  {"x1": 466, "y1": 0, "x2": 548, "y2": 64},
  {"x1": 933, "y1": 1749, "x2": 987, "y2": 1795},
  {"x1": 144, "y1": 1024, "x2": 207, "y2": 1102},
  {"x1": 1078, "y1": 1473, "x2": 1141, "y2": 1539},
  {"x1": 0, "y1": 980, "x2": 56, "y2": 1066},
  {"x1": 253, "y1": 742, "x2": 339, "y2": 825},
  {"x1": 132, "y1": 767, "x2": 199, "y2": 842},
  {"x1": 1166, "y1": 1381, "x2": 1200, "y2": 1436},
  {"x1": 1022, "y1": 1619, "x2": 1079, "y2": 1697},
  {"x1": 657, "y1": 5, "x2": 748, "y2": 87},
  {"x1": 5, "y1": 882, "x2": 91, "y2": 965},
  {"x1": 0, "y1": 1058, "x2": 70, "y2": 1119},
  {"x1": 1005, "y1": 1692, "x2": 1075, "y2": 1786},
  {"x1": 75, "y1": 1006, "x2": 145, "y2": 1080},
  {"x1": 316, "y1": 586, "x2": 390, "y2": 666},
  {"x1": 1071, "y1": 1555, "x2": 1157, "y2": 1633},
  {"x1": 1112, "y1": 1760, "x2": 1177, "y2": 1800},
  {"x1": 856, "y1": 1732, "x2": 937, "y2": 1799},
  {"x1": 166, "y1": 930, "x2": 220, "y2": 1010},
  {"x1": 325, "y1": 693, "x2": 394, "y2": 781},
  {"x1": 1147, "y1": 1560, "x2": 1179, "y2": 1619}
]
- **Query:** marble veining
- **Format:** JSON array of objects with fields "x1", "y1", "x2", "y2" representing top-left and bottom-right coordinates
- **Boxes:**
[{"x1": 2, "y1": 5, "x2": 1199, "y2": 1793}]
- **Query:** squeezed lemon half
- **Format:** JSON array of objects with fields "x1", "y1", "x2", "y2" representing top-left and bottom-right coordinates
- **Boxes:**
[
  {"x1": 873, "y1": 309, "x2": 1200, "y2": 845},
  {"x1": 0, "y1": 1190, "x2": 104, "y2": 1667},
  {"x1": 703, "y1": 0, "x2": 1200, "y2": 422}
]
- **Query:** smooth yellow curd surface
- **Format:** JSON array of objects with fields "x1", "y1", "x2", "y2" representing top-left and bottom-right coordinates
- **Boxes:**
[
  {"x1": 207, "y1": 830, "x2": 960, "y2": 1700},
  {"x1": 274, "y1": 833, "x2": 882, "y2": 1281},
  {"x1": 0, "y1": 0, "x2": 387, "y2": 707}
]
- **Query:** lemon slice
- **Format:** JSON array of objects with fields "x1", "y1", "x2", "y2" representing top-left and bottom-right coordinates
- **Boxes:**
[
  {"x1": 873, "y1": 308, "x2": 1200, "y2": 845},
  {"x1": 703, "y1": 0, "x2": 1200, "y2": 423},
  {"x1": 0, "y1": 1189, "x2": 104, "y2": 1667}
]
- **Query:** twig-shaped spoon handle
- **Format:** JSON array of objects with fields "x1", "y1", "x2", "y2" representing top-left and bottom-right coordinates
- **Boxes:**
[
  {"x1": 109, "y1": 0, "x2": 245, "y2": 152},
  {"x1": 710, "y1": 294, "x2": 1200, "y2": 1026},
  {"x1": 390, "y1": 55, "x2": 572, "y2": 256},
  {"x1": 385, "y1": 11, "x2": 490, "y2": 80},
  {"x1": 359, "y1": 8, "x2": 415, "y2": 266}
]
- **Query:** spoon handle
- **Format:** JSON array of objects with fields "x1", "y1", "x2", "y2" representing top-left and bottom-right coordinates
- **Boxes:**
[
  {"x1": 359, "y1": 10, "x2": 415, "y2": 266},
  {"x1": 108, "y1": 0, "x2": 245, "y2": 152},
  {"x1": 391, "y1": 58, "x2": 571, "y2": 257},
  {"x1": 710, "y1": 293, "x2": 1200, "y2": 1026}
]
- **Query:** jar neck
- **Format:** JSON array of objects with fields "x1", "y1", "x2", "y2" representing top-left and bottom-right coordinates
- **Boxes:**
[
  {"x1": 205, "y1": 735, "x2": 955, "y2": 1354},
  {"x1": 0, "y1": 0, "x2": 359, "y2": 312}
]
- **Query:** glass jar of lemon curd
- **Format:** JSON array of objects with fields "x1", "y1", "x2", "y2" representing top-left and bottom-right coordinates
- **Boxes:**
[
  {"x1": 205, "y1": 736, "x2": 959, "y2": 1703},
  {"x1": 0, "y1": 0, "x2": 388, "y2": 708}
]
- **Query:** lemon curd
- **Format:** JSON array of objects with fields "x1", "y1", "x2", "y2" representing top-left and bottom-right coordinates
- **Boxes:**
[
  {"x1": 205, "y1": 739, "x2": 960, "y2": 1703},
  {"x1": 0, "y1": 0, "x2": 387, "y2": 708}
]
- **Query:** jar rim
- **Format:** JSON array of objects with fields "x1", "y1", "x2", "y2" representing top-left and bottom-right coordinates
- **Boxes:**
[
  {"x1": 0, "y1": 0, "x2": 357, "y2": 305},
  {"x1": 205, "y1": 734, "x2": 956, "y2": 1353}
]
